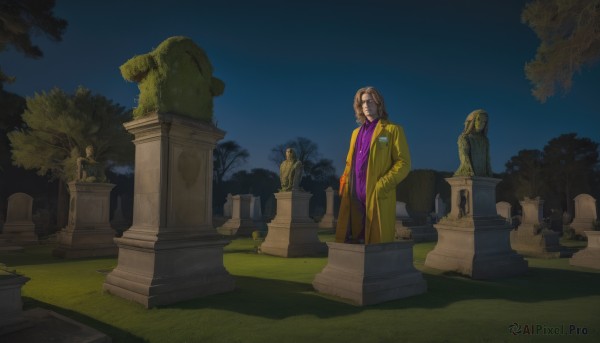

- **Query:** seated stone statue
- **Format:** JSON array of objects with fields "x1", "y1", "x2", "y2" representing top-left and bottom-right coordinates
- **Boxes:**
[
  {"x1": 279, "y1": 148, "x2": 303, "y2": 191},
  {"x1": 76, "y1": 145, "x2": 106, "y2": 182},
  {"x1": 120, "y1": 36, "x2": 225, "y2": 122},
  {"x1": 454, "y1": 109, "x2": 493, "y2": 177}
]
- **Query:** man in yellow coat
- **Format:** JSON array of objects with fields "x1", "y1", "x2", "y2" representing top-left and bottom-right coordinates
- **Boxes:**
[{"x1": 335, "y1": 87, "x2": 411, "y2": 244}]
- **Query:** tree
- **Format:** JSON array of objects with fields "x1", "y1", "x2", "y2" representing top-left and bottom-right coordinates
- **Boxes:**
[
  {"x1": 542, "y1": 133, "x2": 599, "y2": 215},
  {"x1": 8, "y1": 86, "x2": 134, "y2": 227},
  {"x1": 0, "y1": 0, "x2": 68, "y2": 86},
  {"x1": 504, "y1": 149, "x2": 545, "y2": 200},
  {"x1": 213, "y1": 140, "x2": 249, "y2": 186},
  {"x1": 522, "y1": 0, "x2": 600, "y2": 102}
]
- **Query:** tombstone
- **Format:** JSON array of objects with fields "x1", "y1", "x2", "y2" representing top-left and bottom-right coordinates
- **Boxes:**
[
  {"x1": 103, "y1": 113, "x2": 235, "y2": 308},
  {"x1": 318, "y1": 187, "x2": 337, "y2": 230},
  {"x1": 395, "y1": 202, "x2": 437, "y2": 242},
  {"x1": 0, "y1": 272, "x2": 30, "y2": 335},
  {"x1": 509, "y1": 197, "x2": 569, "y2": 258},
  {"x1": 571, "y1": 194, "x2": 597, "y2": 237},
  {"x1": 425, "y1": 177, "x2": 528, "y2": 279},
  {"x1": 1, "y1": 193, "x2": 37, "y2": 245},
  {"x1": 223, "y1": 193, "x2": 233, "y2": 218},
  {"x1": 260, "y1": 190, "x2": 326, "y2": 257},
  {"x1": 52, "y1": 182, "x2": 117, "y2": 258},
  {"x1": 496, "y1": 201, "x2": 512, "y2": 224},
  {"x1": 250, "y1": 196, "x2": 262, "y2": 220},
  {"x1": 570, "y1": 231, "x2": 600, "y2": 270},
  {"x1": 313, "y1": 241, "x2": 427, "y2": 305},
  {"x1": 217, "y1": 194, "x2": 259, "y2": 236},
  {"x1": 434, "y1": 194, "x2": 446, "y2": 222}
]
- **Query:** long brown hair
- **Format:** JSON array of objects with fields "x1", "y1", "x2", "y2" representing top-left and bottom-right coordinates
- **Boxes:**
[{"x1": 353, "y1": 86, "x2": 389, "y2": 124}]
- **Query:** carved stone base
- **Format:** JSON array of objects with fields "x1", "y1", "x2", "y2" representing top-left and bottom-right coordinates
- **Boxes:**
[
  {"x1": 425, "y1": 216, "x2": 528, "y2": 279},
  {"x1": 570, "y1": 231, "x2": 600, "y2": 270},
  {"x1": 313, "y1": 242, "x2": 427, "y2": 305},
  {"x1": 103, "y1": 232, "x2": 235, "y2": 308}
]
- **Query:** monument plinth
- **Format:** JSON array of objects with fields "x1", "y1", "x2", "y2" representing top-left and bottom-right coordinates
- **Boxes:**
[
  {"x1": 52, "y1": 182, "x2": 117, "y2": 258},
  {"x1": 103, "y1": 113, "x2": 234, "y2": 308},
  {"x1": 425, "y1": 177, "x2": 528, "y2": 279},
  {"x1": 313, "y1": 241, "x2": 427, "y2": 305},
  {"x1": 260, "y1": 190, "x2": 326, "y2": 257}
]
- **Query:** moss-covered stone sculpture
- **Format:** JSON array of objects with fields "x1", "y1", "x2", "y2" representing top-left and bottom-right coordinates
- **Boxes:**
[{"x1": 120, "y1": 36, "x2": 224, "y2": 121}]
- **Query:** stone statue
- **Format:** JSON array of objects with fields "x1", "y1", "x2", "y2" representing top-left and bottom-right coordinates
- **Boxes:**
[
  {"x1": 76, "y1": 145, "x2": 106, "y2": 182},
  {"x1": 120, "y1": 36, "x2": 225, "y2": 122},
  {"x1": 279, "y1": 148, "x2": 303, "y2": 191},
  {"x1": 454, "y1": 109, "x2": 493, "y2": 177}
]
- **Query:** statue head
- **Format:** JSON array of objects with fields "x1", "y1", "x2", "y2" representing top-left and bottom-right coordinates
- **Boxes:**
[
  {"x1": 285, "y1": 148, "x2": 297, "y2": 161},
  {"x1": 85, "y1": 145, "x2": 95, "y2": 158},
  {"x1": 353, "y1": 86, "x2": 389, "y2": 124},
  {"x1": 462, "y1": 109, "x2": 489, "y2": 136}
]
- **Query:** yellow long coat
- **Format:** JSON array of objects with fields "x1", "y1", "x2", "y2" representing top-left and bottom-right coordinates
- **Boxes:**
[{"x1": 335, "y1": 119, "x2": 411, "y2": 244}]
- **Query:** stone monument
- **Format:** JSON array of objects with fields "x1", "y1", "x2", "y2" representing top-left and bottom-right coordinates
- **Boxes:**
[
  {"x1": 570, "y1": 194, "x2": 597, "y2": 237},
  {"x1": 425, "y1": 109, "x2": 528, "y2": 279},
  {"x1": 570, "y1": 230, "x2": 600, "y2": 270},
  {"x1": 223, "y1": 193, "x2": 233, "y2": 218},
  {"x1": 261, "y1": 148, "x2": 325, "y2": 257},
  {"x1": 217, "y1": 194, "x2": 259, "y2": 236},
  {"x1": 318, "y1": 187, "x2": 337, "y2": 230},
  {"x1": 509, "y1": 197, "x2": 569, "y2": 258},
  {"x1": 496, "y1": 201, "x2": 512, "y2": 224},
  {"x1": 103, "y1": 37, "x2": 234, "y2": 308},
  {"x1": 1, "y1": 193, "x2": 37, "y2": 245},
  {"x1": 53, "y1": 181, "x2": 117, "y2": 258}
]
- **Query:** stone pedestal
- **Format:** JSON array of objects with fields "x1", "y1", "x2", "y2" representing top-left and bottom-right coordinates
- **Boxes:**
[
  {"x1": 103, "y1": 113, "x2": 234, "y2": 308},
  {"x1": 570, "y1": 231, "x2": 600, "y2": 269},
  {"x1": 571, "y1": 194, "x2": 597, "y2": 237},
  {"x1": 217, "y1": 194, "x2": 258, "y2": 236},
  {"x1": 425, "y1": 177, "x2": 528, "y2": 279},
  {"x1": 1, "y1": 193, "x2": 37, "y2": 245},
  {"x1": 313, "y1": 241, "x2": 427, "y2": 305},
  {"x1": 52, "y1": 182, "x2": 118, "y2": 258},
  {"x1": 260, "y1": 191, "x2": 326, "y2": 257},
  {"x1": 510, "y1": 198, "x2": 569, "y2": 258},
  {"x1": 318, "y1": 187, "x2": 337, "y2": 231},
  {"x1": 0, "y1": 273, "x2": 31, "y2": 335}
]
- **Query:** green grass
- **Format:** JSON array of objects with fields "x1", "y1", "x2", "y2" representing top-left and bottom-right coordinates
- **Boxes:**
[{"x1": 1, "y1": 235, "x2": 599, "y2": 343}]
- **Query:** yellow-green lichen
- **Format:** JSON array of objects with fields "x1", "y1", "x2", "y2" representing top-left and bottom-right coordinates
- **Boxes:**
[{"x1": 120, "y1": 36, "x2": 224, "y2": 121}]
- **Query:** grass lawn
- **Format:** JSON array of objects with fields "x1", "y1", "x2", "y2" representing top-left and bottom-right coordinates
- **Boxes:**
[{"x1": 1, "y1": 234, "x2": 599, "y2": 343}]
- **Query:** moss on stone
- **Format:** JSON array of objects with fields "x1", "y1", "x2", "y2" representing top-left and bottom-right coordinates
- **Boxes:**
[{"x1": 120, "y1": 36, "x2": 224, "y2": 121}]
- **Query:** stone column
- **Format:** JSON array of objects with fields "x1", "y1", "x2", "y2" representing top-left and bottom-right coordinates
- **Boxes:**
[
  {"x1": 260, "y1": 190, "x2": 326, "y2": 257},
  {"x1": 52, "y1": 182, "x2": 117, "y2": 258},
  {"x1": 318, "y1": 187, "x2": 336, "y2": 230},
  {"x1": 103, "y1": 113, "x2": 234, "y2": 308},
  {"x1": 425, "y1": 177, "x2": 528, "y2": 279}
]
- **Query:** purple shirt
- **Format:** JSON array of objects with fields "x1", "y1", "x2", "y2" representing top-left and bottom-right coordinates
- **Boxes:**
[{"x1": 353, "y1": 118, "x2": 379, "y2": 205}]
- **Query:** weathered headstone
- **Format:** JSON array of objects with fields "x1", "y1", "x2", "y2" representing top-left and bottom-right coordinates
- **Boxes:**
[
  {"x1": 223, "y1": 193, "x2": 233, "y2": 218},
  {"x1": 103, "y1": 113, "x2": 235, "y2": 308},
  {"x1": 260, "y1": 190, "x2": 326, "y2": 257},
  {"x1": 250, "y1": 196, "x2": 262, "y2": 220},
  {"x1": 425, "y1": 177, "x2": 528, "y2": 279},
  {"x1": 496, "y1": 201, "x2": 512, "y2": 224},
  {"x1": 1, "y1": 193, "x2": 37, "y2": 245},
  {"x1": 313, "y1": 241, "x2": 427, "y2": 305},
  {"x1": 318, "y1": 187, "x2": 337, "y2": 230},
  {"x1": 571, "y1": 194, "x2": 597, "y2": 237},
  {"x1": 52, "y1": 182, "x2": 117, "y2": 258},
  {"x1": 510, "y1": 197, "x2": 568, "y2": 258},
  {"x1": 570, "y1": 231, "x2": 600, "y2": 270},
  {"x1": 217, "y1": 194, "x2": 259, "y2": 236}
]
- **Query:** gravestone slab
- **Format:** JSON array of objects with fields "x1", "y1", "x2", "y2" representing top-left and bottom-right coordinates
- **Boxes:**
[
  {"x1": 217, "y1": 194, "x2": 259, "y2": 236},
  {"x1": 425, "y1": 177, "x2": 528, "y2": 279},
  {"x1": 260, "y1": 190, "x2": 326, "y2": 257},
  {"x1": 1, "y1": 193, "x2": 37, "y2": 245},
  {"x1": 570, "y1": 231, "x2": 600, "y2": 270},
  {"x1": 223, "y1": 193, "x2": 233, "y2": 218},
  {"x1": 571, "y1": 194, "x2": 597, "y2": 237},
  {"x1": 318, "y1": 187, "x2": 337, "y2": 230},
  {"x1": 313, "y1": 241, "x2": 427, "y2": 305}
]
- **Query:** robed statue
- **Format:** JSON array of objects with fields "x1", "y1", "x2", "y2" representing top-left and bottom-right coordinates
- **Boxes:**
[
  {"x1": 279, "y1": 148, "x2": 303, "y2": 191},
  {"x1": 454, "y1": 109, "x2": 493, "y2": 177}
]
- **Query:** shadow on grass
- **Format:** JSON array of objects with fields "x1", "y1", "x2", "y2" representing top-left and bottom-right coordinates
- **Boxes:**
[
  {"x1": 20, "y1": 297, "x2": 147, "y2": 342},
  {"x1": 0, "y1": 244, "x2": 117, "y2": 267},
  {"x1": 163, "y1": 265, "x2": 600, "y2": 319}
]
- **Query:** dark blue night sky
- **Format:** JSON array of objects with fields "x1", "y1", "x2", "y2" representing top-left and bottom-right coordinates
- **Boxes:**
[{"x1": 2, "y1": 0, "x2": 599, "y2": 177}]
